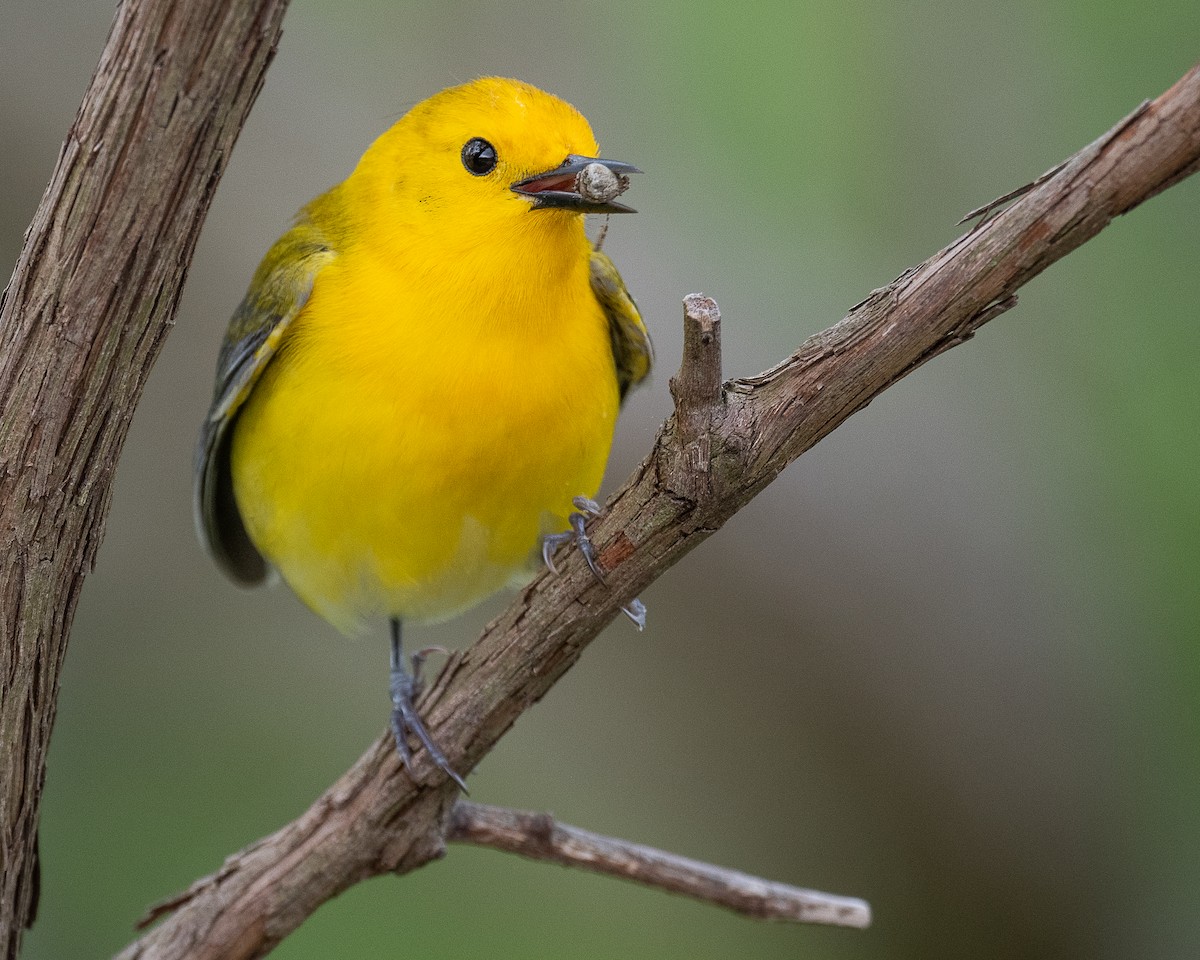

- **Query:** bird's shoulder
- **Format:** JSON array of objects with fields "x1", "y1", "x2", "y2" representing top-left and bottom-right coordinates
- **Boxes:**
[
  {"x1": 212, "y1": 216, "x2": 335, "y2": 416},
  {"x1": 589, "y1": 248, "x2": 652, "y2": 402},
  {"x1": 194, "y1": 214, "x2": 335, "y2": 584}
]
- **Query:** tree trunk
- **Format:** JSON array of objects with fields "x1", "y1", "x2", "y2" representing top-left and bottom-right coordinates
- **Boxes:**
[{"x1": 0, "y1": 1, "x2": 290, "y2": 954}]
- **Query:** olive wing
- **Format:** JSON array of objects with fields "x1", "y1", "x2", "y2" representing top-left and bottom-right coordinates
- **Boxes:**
[
  {"x1": 589, "y1": 249, "x2": 652, "y2": 402},
  {"x1": 194, "y1": 224, "x2": 333, "y2": 585}
]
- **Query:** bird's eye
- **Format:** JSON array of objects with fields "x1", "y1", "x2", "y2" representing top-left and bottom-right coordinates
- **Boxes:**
[{"x1": 461, "y1": 137, "x2": 497, "y2": 176}]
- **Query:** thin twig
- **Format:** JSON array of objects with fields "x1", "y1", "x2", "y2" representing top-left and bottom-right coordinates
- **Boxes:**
[
  {"x1": 957, "y1": 159, "x2": 1069, "y2": 224},
  {"x1": 448, "y1": 801, "x2": 871, "y2": 927},
  {"x1": 957, "y1": 96, "x2": 1153, "y2": 225}
]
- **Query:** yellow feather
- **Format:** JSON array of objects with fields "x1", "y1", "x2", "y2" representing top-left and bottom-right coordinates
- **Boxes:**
[{"x1": 204, "y1": 78, "x2": 644, "y2": 634}]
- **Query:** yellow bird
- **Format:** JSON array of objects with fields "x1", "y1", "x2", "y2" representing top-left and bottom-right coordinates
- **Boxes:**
[{"x1": 195, "y1": 77, "x2": 651, "y2": 790}]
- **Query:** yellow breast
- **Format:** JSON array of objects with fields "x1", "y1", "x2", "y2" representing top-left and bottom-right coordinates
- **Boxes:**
[{"x1": 229, "y1": 216, "x2": 619, "y2": 633}]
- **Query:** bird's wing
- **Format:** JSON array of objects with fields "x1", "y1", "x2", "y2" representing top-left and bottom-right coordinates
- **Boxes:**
[
  {"x1": 194, "y1": 219, "x2": 334, "y2": 585},
  {"x1": 590, "y1": 249, "x2": 653, "y2": 402}
]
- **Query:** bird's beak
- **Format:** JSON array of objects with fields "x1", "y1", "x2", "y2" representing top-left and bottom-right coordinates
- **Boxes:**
[{"x1": 511, "y1": 155, "x2": 641, "y2": 214}]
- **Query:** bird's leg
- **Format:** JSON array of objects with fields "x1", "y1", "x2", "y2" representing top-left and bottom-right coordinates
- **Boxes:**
[
  {"x1": 541, "y1": 496, "x2": 647, "y2": 631},
  {"x1": 389, "y1": 619, "x2": 467, "y2": 792}
]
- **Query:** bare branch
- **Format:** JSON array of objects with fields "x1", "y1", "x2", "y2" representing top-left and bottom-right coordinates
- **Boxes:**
[
  {"x1": 113, "y1": 63, "x2": 1200, "y2": 959},
  {"x1": 0, "y1": 1, "x2": 289, "y2": 954},
  {"x1": 448, "y1": 801, "x2": 871, "y2": 928}
]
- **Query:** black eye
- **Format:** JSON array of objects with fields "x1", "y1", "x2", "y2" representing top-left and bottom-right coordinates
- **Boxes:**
[{"x1": 461, "y1": 137, "x2": 497, "y2": 175}]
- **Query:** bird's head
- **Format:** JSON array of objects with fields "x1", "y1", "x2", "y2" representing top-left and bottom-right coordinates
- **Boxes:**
[{"x1": 348, "y1": 77, "x2": 638, "y2": 244}]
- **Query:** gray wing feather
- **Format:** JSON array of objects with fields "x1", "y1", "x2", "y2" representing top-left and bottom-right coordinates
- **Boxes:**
[{"x1": 194, "y1": 222, "x2": 332, "y2": 585}]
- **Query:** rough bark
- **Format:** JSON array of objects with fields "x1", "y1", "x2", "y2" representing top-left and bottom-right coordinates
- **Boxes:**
[{"x1": 0, "y1": 1, "x2": 289, "y2": 955}]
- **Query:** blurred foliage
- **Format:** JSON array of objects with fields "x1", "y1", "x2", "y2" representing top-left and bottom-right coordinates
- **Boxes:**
[{"x1": 3, "y1": 0, "x2": 1199, "y2": 958}]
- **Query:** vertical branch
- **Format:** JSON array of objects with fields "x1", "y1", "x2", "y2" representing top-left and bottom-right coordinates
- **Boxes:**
[
  {"x1": 0, "y1": 0, "x2": 289, "y2": 953},
  {"x1": 670, "y1": 293, "x2": 723, "y2": 424},
  {"x1": 664, "y1": 294, "x2": 724, "y2": 505}
]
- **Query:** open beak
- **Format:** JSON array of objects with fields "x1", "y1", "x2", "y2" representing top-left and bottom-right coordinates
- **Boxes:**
[{"x1": 511, "y1": 155, "x2": 641, "y2": 213}]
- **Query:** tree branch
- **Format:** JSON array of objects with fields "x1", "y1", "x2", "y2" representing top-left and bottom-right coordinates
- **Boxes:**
[
  {"x1": 0, "y1": 1, "x2": 289, "y2": 955},
  {"x1": 110, "y1": 63, "x2": 1200, "y2": 959},
  {"x1": 446, "y1": 801, "x2": 871, "y2": 927}
]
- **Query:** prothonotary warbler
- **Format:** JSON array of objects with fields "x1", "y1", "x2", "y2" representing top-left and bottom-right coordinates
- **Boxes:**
[{"x1": 195, "y1": 77, "x2": 651, "y2": 790}]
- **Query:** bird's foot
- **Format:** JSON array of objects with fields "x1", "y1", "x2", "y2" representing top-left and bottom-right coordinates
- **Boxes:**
[
  {"x1": 542, "y1": 496, "x2": 605, "y2": 579},
  {"x1": 541, "y1": 496, "x2": 647, "y2": 631},
  {"x1": 410, "y1": 645, "x2": 449, "y2": 690},
  {"x1": 620, "y1": 597, "x2": 647, "y2": 631},
  {"x1": 390, "y1": 675, "x2": 468, "y2": 793},
  {"x1": 390, "y1": 623, "x2": 467, "y2": 792}
]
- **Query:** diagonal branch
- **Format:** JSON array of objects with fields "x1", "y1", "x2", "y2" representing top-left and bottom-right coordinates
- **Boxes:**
[
  {"x1": 114, "y1": 63, "x2": 1200, "y2": 959},
  {"x1": 447, "y1": 801, "x2": 872, "y2": 927}
]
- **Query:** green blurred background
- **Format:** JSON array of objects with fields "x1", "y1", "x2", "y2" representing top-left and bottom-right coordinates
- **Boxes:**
[{"x1": 4, "y1": 1, "x2": 1199, "y2": 957}]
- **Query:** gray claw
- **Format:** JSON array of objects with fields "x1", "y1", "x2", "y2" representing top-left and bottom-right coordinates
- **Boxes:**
[
  {"x1": 621, "y1": 598, "x2": 647, "y2": 631},
  {"x1": 568, "y1": 510, "x2": 606, "y2": 583},
  {"x1": 411, "y1": 645, "x2": 449, "y2": 684},
  {"x1": 541, "y1": 531, "x2": 573, "y2": 575}
]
